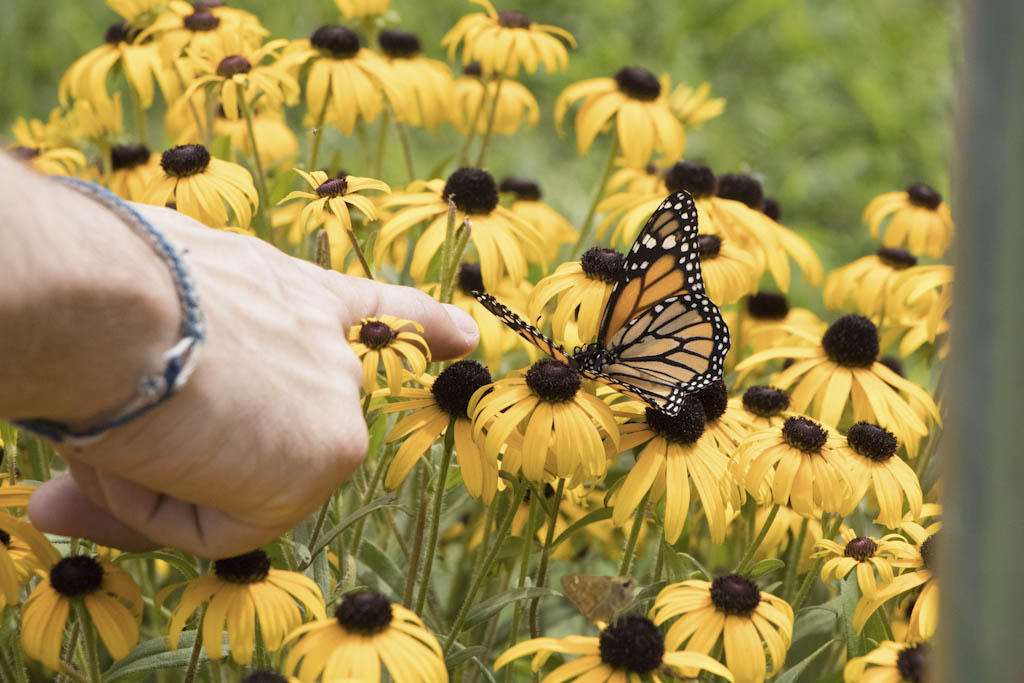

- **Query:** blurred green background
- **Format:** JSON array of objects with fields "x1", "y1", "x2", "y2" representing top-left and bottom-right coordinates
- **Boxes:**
[{"x1": 1, "y1": 0, "x2": 953, "y2": 276}]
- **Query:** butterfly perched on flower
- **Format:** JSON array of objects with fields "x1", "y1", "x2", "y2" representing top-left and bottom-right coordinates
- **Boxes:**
[{"x1": 472, "y1": 191, "x2": 729, "y2": 416}]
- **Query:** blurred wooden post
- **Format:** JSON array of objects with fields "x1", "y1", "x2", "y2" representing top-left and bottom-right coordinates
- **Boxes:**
[{"x1": 940, "y1": 2, "x2": 1024, "y2": 680}]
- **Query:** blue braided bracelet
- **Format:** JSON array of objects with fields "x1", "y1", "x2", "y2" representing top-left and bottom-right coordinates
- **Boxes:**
[{"x1": 13, "y1": 176, "x2": 206, "y2": 447}]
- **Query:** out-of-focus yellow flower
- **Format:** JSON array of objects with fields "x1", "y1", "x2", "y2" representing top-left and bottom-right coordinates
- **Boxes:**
[
  {"x1": 453, "y1": 62, "x2": 539, "y2": 135},
  {"x1": 108, "y1": 143, "x2": 162, "y2": 201},
  {"x1": 696, "y1": 234, "x2": 759, "y2": 305},
  {"x1": 7, "y1": 145, "x2": 87, "y2": 177},
  {"x1": 105, "y1": 0, "x2": 166, "y2": 24},
  {"x1": 213, "y1": 106, "x2": 298, "y2": 169},
  {"x1": 669, "y1": 81, "x2": 726, "y2": 128},
  {"x1": 863, "y1": 183, "x2": 953, "y2": 259},
  {"x1": 334, "y1": 0, "x2": 390, "y2": 18},
  {"x1": 139, "y1": 1, "x2": 267, "y2": 61},
  {"x1": 824, "y1": 247, "x2": 920, "y2": 324},
  {"x1": 376, "y1": 29, "x2": 454, "y2": 131},
  {"x1": 442, "y1": 0, "x2": 575, "y2": 77},
  {"x1": 556, "y1": 67, "x2": 684, "y2": 169},
  {"x1": 500, "y1": 176, "x2": 576, "y2": 256},
  {"x1": 844, "y1": 641, "x2": 929, "y2": 683},
  {"x1": 348, "y1": 315, "x2": 430, "y2": 395}
]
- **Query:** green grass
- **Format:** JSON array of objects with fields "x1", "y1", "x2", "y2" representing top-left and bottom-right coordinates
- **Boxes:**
[{"x1": 2, "y1": 0, "x2": 953, "y2": 278}]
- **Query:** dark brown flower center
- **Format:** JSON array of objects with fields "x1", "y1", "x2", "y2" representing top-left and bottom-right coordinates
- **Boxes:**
[
  {"x1": 763, "y1": 197, "x2": 781, "y2": 221},
  {"x1": 213, "y1": 550, "x2": 271, "y2": 583},
  {"x1": 920, "y1": 533, "x2": 937, "y2": 574},
  {"x1": 497, "y1": 10, "x2": 531, "y2": 29},
  {"x1": 906, "y1": 183, "x2": 942, "y2": 210},
  {"x1": 378, "y1": 29, "x2": 421, "y2": 58},
  {"x1": 111, "y1": 143, "x2": 151, "y2": 171},
  {"x1": 844, "y1": 536, "x2": 878, "y2": 561},
  {"x1": 316, "y1": 176, "x2": 349, "y2": 198},
  {"x1": 821, "y1": 314, "x2": 879, "y2": 368},
  {"x1": 105, "y1": 21, "x2": 131, "y2": 44},
  {"x1": 525, "y1": 359, "x2": 580, "y2": 402},
  {"x1": 717, "y1": 173, "x2": 765, "y2": 210},
  {"x1": 879, "y1": 355, "x2": 904, "y2": 377},
  {"x1": 598, "y1": 615, "x2": 665, "y2": 674},
  {"x1": 0, "y1": 530, "x2": 10, "y2": 547},
  {"x1": 709, "y1": 574, "x2": 761, "y2": 616},
  {"x1": 432, "y1": 360, "x2": 492, "y2": 419},
  {"x1": 782, "y1": 416, "x2": 828, "y2": 454},
  {"x1": 746, "y1": 291, "x2": 789, "y2": 320},
  {"x1": 693, "y1": 379, "x2": 727, "y2": 421},
  {"x1": 457, "y1": 262, "x2": 485, "y2": 294},
  {"x1": 664, "y1": 161, "x2": 716, "y2": 198},
  {"x1": 877, "y1": 247, "x2": 917, "y2": 270},
  {"x1": 161, "y1": 144, "x2": 211, "y2": 178},
  {"x1": 499, "y1": 176, "x2": 542, "y2": 201},
  {"x1": 216, "y1": 55, "x2": 251, "y2": 78},
  {"x1": 10, "y1": 146, "x2": 40, "y2": 160},
  {"x1": 443, "y1": 167, "x2": 499, "y2": 214},
  {"x1": 580, "y1": 247, "x2": 624, "y2": 284},
  {"x1": 50, "y1": 556, "x2": 104, "y2": 597},
  {"x1": 335, "y1": 590, "x2": 393, "y2": 635},
  {"x1": 742, "y1": 386, "x2": 789, "y2": 417},
  {"x1": 614, "y1": 66, "x2": 660, "y2": 101},
  {"x1": 896, "y1": 642, "x2": 929, "y2": 683},
  {"x1": 463, "y1": 61, "x2": 483, "y2": 77},
  {"x1": 358, "y1": 320, "x2": 395, "y2": 349},
  {"x1": 846, "y1": 422, "x2": 898, "y2": 462},
  {"x1": 240, "y1": 671, "x2": 288, "y2": 683},
  {"x1": 311, "y1": 25, "x2": 360, "y2": 58},
  {"x1": 184, "y1": 10, "x2": 220, "y2": 32},
  {"x1": 645, "y1": 398, "x2": 705, "y2": 445},
  {"x1": 192, "y1": 0, "x2": 226, "y2": 9},
  {"x1": 697, "y1": 234, "x2": 722, "y2": 259}
]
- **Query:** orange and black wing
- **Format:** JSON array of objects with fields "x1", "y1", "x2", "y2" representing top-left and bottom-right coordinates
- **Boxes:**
[
  {"x1": 597, "y1": 192, "x2": 704, "y2": 346},
  {"x1": 585, "y1": 292, "x2": 729, "y2": 415},
  {"x1": 471, "y1": 291, "x2": 575, "y2": 365}
]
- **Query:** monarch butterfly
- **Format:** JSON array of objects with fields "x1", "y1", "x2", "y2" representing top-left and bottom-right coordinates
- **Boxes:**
[{"x1": 472, "y1": 191, "x2": 730, "y2": 416}]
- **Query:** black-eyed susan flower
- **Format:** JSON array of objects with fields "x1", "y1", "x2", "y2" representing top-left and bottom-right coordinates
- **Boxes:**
[
  {"x1": 376, "y1": 168, "x2": 544, "y2": 290},
  {"x1": 732, "y1": 385, "x2": 793, "y2": 432},
  {"x1": 669, "y1": 81, "x2": 726, "y2": 129},
  {"x1": 104, "y1": 0, "x2": 165, "y2": 23},
  {"x1": 556, "y1": 67, "x2": 685, "y2": 168},
  {"x1": 349, "y1": 315, "x2": 430, "y2": 395},
  {"x1": 494, "y1": 614, "x2": 734, "y2": 682},
  {"x1": 731, "y1": 416, "x2": 855, "y2": 518},
  {"x1": 844, "y1": 422, "x2": 923, "y2": 529},
  {"x1": 750, "y1": 504, "x2": 821, "y2": 574},
  {"x1": 887, "y1": 264, "x2": 953, "y2": 358},
  {"x1": 379, "y1": 360, "x2": 497, "y2": 501},
  {"x1": 612, "y1": 396, "x2": 741, "y2": 544},
  {"x1": 864, "y1": 183, "x2": 953, "y2": 259},
  {"x1": 285, "y1": 26, "x2": 404, "y2": 135},
  {"x1": 8, "y1": 144, "x2": 87, "y2": 177},
  {"x1": 159, "y1": 550, "x2": 325, "y2": 665},
  {"x1": 697, "y1": 234, "x2": 759, "y2": 305},
  {"x1": 854, "y1": 512, "x2": 940, "y2": 641},
  {"x1": 527, "y1": 247, "x2": 622, "y2": 344},
  {"x1": 824, "y1": 248, "x2": 919, "y2": 324},
  {"x1": 334, "y1": 0, "x2": 390, "y2": 17},
  {"x1": 814, "y1": 527, "x2": 916, "y2": 601},
  {"x1": 0, "y1": 518, "x2": 46, "y2": 610},
  {"x1": 607, "y1": 161, "x2": 665, "y2": 196},
  {"x1": 145, "y1": 143, "x2": 259, "y2": 228},
  {"x1": 691, "y1": 379, "x2": 748, "y2": 455},
  {"x1": 453, "y1": 62, "x2": 539, "y2": 135},
  {"x1": 735, "y1": 314, "x2": 941, "y2": 458},
  {"x1": 442, "y1": 0, "x2": 575, "y2": 78},
  {"x1": 500, "y1": 176, "x2": 577, "y2": 256},
  {"x1": 284, "y1": 589, "x2": 446, "y2": 682},
  {"x1": 139, "y1": 4, "x2": 266, "y2": 61},
  {"x1": 22, "y1": 553, "x2": 142, "y2": 671},
  {"x1": 652, "y1": 575, "x2": 794, "y2": 683},
  {"x1": 108, "y1": 143, "x2": 162, "y2": 201},
  {"x1": 844, "y1": 640, "x2": 929, "y2": 683},
  {"x1": 278, "y1": 169, "x2": 389, "y2": 246},
  {"x1": 239, "y1": 670, "x2": 302, "y2": 683},
  {"x1": 214, "y1": 105, "x2": 298, "y2": 169},
  {"x1": 470, "y1": 359, "x2": 619, "y2": 483},
  {"x1": 377, "y1": 29, "x2": 454, "y2": 131},
  {"x1": 737, "y1": 292, "x2": 826, "y2": 356}
]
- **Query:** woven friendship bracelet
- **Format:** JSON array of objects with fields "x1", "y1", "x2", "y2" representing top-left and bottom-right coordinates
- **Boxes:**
[{"x1": 13, "y1": 176, "x2": 206, "y2": 447}]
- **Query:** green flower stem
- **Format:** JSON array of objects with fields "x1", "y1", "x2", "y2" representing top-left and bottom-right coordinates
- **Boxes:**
[
  {"x1": 344, "y1": 227, "x2": 375, "y2": 280},
  {"x1": 301, "y1": 499, "x2": 333, "y2": 566},
  {"x1": 443, "y1": 475, "x2": 523, "y2": 656},
  {"x1": 0, "y1": 650, "x2": 18, "y2": 683},
  {"x1": 782, "y1": 517, "x2": 809, "y2": 600},
  {"x1": 619, "y1": 490, "x2": 650, "y2": 577},
  {"x1": 437, "y1": 199, "x2": 459, "y2": 303},
  {"x1": 570, "y1": 133, "x2": 620, "y2": 259},
  {"x1": 308, "y1": 96, "x2": 330, "y2": 172},
  {"x1": 130, "y1": 88, "x2": 147, "y2": 147},
  {"x1": 652, "y1": 538, "x2": 667, "y2": 584},
  {"x1": 57, "y1": 666, "x2": 89, "y2": 683},
  {"x1": 1, "y1": 422, "x2": 18, "y2": 483},
  {"x1": 73, "y1": 601, "x2": 101, "y2": 683},
  {"x1": 528, "y1": 478, "x2": 565, "y2": 639},
  {"x1": 735, "y1": 503, "x2": 780, "y2": 575},
  {"x1": 348, "y1": 444, "x2": 393, "y2": 566},
  {"x1": 237, "y1": 95, "x2": 271, "y2": 242},
  {"x1": 374, "y1": 108, "x2": 390, "y2": 179},
  {"x1": 474, "y1": 74, "x2": 506, "y2": 168},
  {"x1": 415, "y1": 425, "x2": 456, "y2": 614},
  {"x1": 395, "y1": 120, "x2": 417, "y2": 182},
  {"x1": 505, "y1": 495, "x2": 540, "y2": 683},
  {"x1": 456, "y1": 90, "x2": 487, "y2": 167},
  {"x1": 57, "y1": 609, "x2": 81, "y2": 683},
  {"x1": 791, "y1": 515, "x2": 843, "y2": 615},
  {"x1": 403, "y1": 464, "x2": 431, "y2": 606},
  {"x1": 182, "y1": 605, "x2": 207, "y2": 683},
  {"x1": 355, "y1": 120, "x2": 373, "y2": 173}
]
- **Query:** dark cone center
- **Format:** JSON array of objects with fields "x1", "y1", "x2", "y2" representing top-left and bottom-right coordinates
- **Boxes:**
[
  {"x1": 598, "y1": 615, "x2": 665, "y2": 674},
  {"x1": 213, "y1": 550, "x2": 271, "y2": 583},
  {"x1": 524, "y1": 359, "x2": 580, "y2": 402},
  {"x1": 709, "y1": 574, "x2": 761, "y2": 616},
  {"x1": 580, "y1": 247, "x2": 624, "y2": 284},
  {"x1": 443, "y1": 167, "x2": 499, "y2": 214},
  {"x1": 432, "y1": 360, "x2": 492, "y2": 419},
  {"x1": 697, "y1": 234, "x2": 722, "y2": 259},
  {"x1": 240, "y1": 671, "x2": 289, "y2": 683},
  {"x1": 717, "y1": 173, "x2": 765, "y2": 210},
  {"x1": 457, "y1": 262, "x2": 485, "y2": 294},
  {"x1": 742, "y1": 386, "x2": 789, "y2": 417},
  {"x1": 846, "y1": 422, "x2": 898, "y2": 462},
  {"x1": 0, "y1": 530, "x2": 9, "y2": 547},
  {"x1": 217, "y1": 55, "x2": 251, "y2": 78},
  {"x1": 111, "y1": 143, "x2": 151, "y2": 171},
  {"x1": 160, "y1": 144, "x2": 211, "y2": 178},
  {"x1": 746, "y1": 291, "x2": 790, "y2": 320},
  {"x1": 844, "y1": 536, "x2": 878, "y2": 561},
  {"x1": 50, "y1": 556, "x2": 104, "y2": 597},
  {"x1": 693, "y1": 379, "x2": 727, "y2": 421},
  {"x1": 184, "y1": 10, "x2": 220, "y2": 32},
  {"x1": 906, "y1": 183, "x2": 942, "y2": 210},
  {"x1": 664, "y1": 161, "x2": 716, "y2": 198},
  {"x1": 782, "y1": 416, "x2": 828, "y2": 454},
  {"x1": 614, "y1": 66, "x2": 660, "y2": 101},
  {"x1": 463, "y1": 61, "x2": 483, "y2": 77},
  {"x1": 335, "y1": 590, "x2": 393, "y2": 634},
  {"x1": 358, "y1": 320, "x2": 395, "y2": 350},
  {"x1": 920, "y1": 533, "x2": 937, "y2": 574},
  {"x1": 497, "y1": 11, "x2": 531, "y2": 29},
  {"x1": 877, "y1": 247, "x2": 917, "y2": 270},
  {"x1": 763, "y1": 197, "x2": 781, "y2": 221},
  {"x1": 316, "y1": 176, "x2": 348, "y2": 198},
  {"x1": 499, "y1": 176, "x2": 542, "y2": 201},
  {"x1": 378, "y1": 29, "x2": 421, "y2": 58},
  {"x1": 896, "y1": 643, "x2": 929, "y2": 683},
  {"x1": 645, "y1": 398, "x2": 705, "y2": 445},
  {"x1": 821, "y1": 314, "x2": 879, "y2": 368},
  {"x1": 311, "y1": 25, "x2": 360, "y2": 58},
  {"x1": 879, "y1": 356, "x2": 904, "y2": 377},
  {"x1": 105, "y1": 21, "x2": 131, "y2": 44}
]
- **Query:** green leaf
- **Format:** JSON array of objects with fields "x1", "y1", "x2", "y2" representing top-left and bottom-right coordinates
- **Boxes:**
[
  {"x1": 309, "y1": 495, "x2": 399, "y2": 558},
  {"x1": 750, "y1": 558, "x2": 785, "y2": 577},
  {"x1": 427, "y1": 154, "x2": 455, "y2": 182},
  {"x1": 550, "y1": 507, "x2": 612, "y2": 550},
  {"x1": 445, "y1": 645, "x2": 487, "y2": 670},
  {"x1": 793, "y1": 598, "x2": 840, "y2": 644},
  {"x1": 113, "y1": 551, "x2": 199, "y2": 580},
  {"x1": 105, "y1": 631, "x2": 204, "y2": 682},
  {"x1": 494, "y1": 536, "x2": 526, "y2": 561},
  {"x1": 356, "y1": 540, "x2": 405, "y2": 599},
  {"x1": 267, "y1": 165, "x2": 297, "y2": 206},
  {"x1": 676, "y1": 552, "x2": 713, "y2": 582},
  {"x1": 840, "y1": 573, "x2": 863, "y2": 658},
  {"x1": 774, "y1": 638, "x2": 838, "y2": 683},
  {"x1": 463, "y1": 586, "x2": 559, "y2": 631}
]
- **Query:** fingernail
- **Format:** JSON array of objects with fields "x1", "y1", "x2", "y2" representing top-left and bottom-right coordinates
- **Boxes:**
[{"x1": 444, "y1": 304, "x2": 479, "y2": 340}]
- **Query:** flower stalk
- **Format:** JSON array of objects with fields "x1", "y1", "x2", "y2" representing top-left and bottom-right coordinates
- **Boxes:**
[
  {"x1": 735, "y1": 503, "x2": 780, "y2": 575},
  {"x1": 237, "y1": 95, "x2": 271, "y2": 241},
  {"x1": 571, "y1": 133, "x2": 620, "y2": 258},
  {"x1": 528, "y1": 478, "x2": 565, "y2": 639},
  {"x1": 415, "y1": 424, "x2": 456, "y2": 614}
]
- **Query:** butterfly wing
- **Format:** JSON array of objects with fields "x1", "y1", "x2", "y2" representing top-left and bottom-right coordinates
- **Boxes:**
[
  {"x1": 597, "y1": 192, "x2": 704, "y2": 345},
  {"x1": 471, "y1": 291, "x2": 575, "y2": 365}
]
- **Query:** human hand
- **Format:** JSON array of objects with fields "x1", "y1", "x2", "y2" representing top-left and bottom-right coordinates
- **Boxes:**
[{"x1": 26, "y1": 205, "x2": 478, "y2": 558}]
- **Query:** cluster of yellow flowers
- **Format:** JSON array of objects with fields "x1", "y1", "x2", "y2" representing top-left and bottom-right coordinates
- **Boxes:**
[{"x1": 5, "y1": 0, "x2": 952, "y2": 681}]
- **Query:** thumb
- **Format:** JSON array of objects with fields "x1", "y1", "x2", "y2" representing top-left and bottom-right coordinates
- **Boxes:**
[{"x1": 327, "y1": 273, "x2": 479, "y2": 360}]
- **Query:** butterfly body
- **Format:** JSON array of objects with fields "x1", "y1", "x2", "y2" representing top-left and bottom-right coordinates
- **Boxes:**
[
  {"x1": 561, "y1": 574, "x2": 637, "y2": 623},
  {"x1": 473, "y1": 191, "x2": 729, "y2": 416}
]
